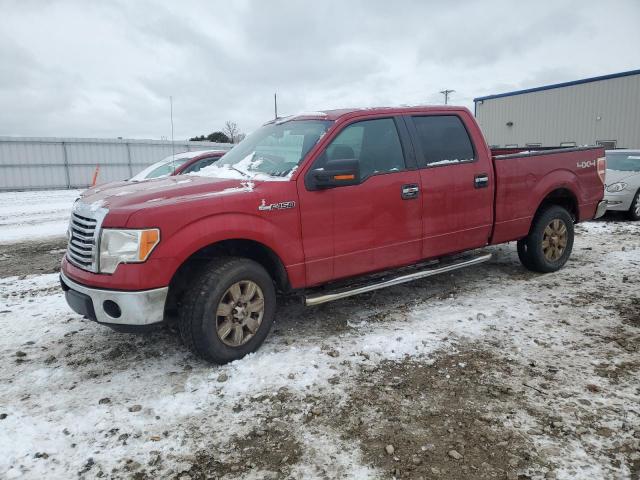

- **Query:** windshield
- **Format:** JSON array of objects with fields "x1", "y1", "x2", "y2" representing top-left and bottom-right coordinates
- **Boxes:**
[
  {"x1": 130, "y1": 156, "x2": 192, "y2": 181},
  {"x1": 606, "y1": 153, "x2": 640, "y2": 172},
  {"x1": 194, "y1": 120, "x2": 332, "y2": 180}
]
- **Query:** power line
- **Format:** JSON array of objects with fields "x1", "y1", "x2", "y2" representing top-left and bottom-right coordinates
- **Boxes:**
[{"x1": 440, "y1": 89, "x2": 455, "y2": 105}]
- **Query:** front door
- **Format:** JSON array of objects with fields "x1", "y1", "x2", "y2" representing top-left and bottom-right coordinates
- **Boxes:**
[{"x1": 297, "y1": 117, "x2": 423, "y2": 286}]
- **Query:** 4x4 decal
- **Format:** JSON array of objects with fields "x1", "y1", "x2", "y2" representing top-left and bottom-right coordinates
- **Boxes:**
[{"x1": 576, "y1": 160, "x2": 596, "y2": 169}]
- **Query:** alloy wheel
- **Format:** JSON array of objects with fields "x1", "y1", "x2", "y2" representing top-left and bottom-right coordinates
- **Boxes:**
[
  {"x1": 542, "y1": 219, "x2": 568, "y2": 262},
  {"x1": 215, "y1": 280, "x2": 264, "y2": 347}
]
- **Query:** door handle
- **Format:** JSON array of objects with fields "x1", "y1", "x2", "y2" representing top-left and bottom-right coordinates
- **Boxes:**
[
  {"x1": 401, "y1": 184, "x2": 420, "y2": 199},
  {"x1": 474, "y1": 174, "x2": 489, "y2": 189}
]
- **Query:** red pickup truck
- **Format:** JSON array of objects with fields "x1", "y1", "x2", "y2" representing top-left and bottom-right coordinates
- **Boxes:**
[{"x1": 61, "y1": 106, "x2": 607, "y2": 363}]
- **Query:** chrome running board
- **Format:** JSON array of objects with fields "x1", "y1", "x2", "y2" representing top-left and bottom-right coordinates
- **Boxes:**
[{"x1": 304, "y1": 252, "x2": 492, "y2": 306}]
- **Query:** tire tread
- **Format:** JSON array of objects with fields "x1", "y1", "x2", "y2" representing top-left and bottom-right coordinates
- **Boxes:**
[{"x1": 178, "y1": 257, "x2": 274, "y2": 363}]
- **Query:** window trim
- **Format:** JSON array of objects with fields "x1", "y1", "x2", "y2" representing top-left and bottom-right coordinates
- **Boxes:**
[
  {"x1": 306, "y1": 116, "x2": 411, "y2": 186},
  {"x1": 404, "y1": 114, "x2": 478, "y2": 169}
]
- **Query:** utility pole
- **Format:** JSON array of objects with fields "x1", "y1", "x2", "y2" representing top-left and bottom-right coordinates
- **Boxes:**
[
  {"x1": 440, "y1": 89, "x2": 455, "y2": 105},
  {"x1": 274, "y1": 92, "x2": 278, "y2": 119}
]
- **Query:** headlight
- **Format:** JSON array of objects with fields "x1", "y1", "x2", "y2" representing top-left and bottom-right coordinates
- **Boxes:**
[
  {"x1": 99, "y1": 228, "x2": 160, "y2": 274},
  {"x1": 606, "y1": 182, "x2": 627, "y2": 193}
]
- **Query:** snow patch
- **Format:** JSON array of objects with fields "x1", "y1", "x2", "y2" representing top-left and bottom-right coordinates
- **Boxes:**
[
  {"x1": 428, "y1": 158, "x2": 472, "y2": 166},
  {"x1": 0, "y1": 189, "x2": 81, "y2": 243}
]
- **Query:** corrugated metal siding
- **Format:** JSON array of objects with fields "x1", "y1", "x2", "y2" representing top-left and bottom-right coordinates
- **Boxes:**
[
  {"x1": 475, "y1": 73, "x2": 640, "y2": 148},
  {"x1": 0, "y1": 137, "x2": 232, "y2": 191}
]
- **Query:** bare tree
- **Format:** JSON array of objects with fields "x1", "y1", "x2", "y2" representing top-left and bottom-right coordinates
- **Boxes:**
[{"x1": 224, "y1": 121, "x2": 244, "y2": 144}]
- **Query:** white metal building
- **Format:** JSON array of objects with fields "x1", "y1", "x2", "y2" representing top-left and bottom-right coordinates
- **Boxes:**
[
  {"x1": 474, "y1": 69, "x2": 640, "y2": 149},
  {"x1": 0, "y1": 137, "x2": 232, "y2": 191}
]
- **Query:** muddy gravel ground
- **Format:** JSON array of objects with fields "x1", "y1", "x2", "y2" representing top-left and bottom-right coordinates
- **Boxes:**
[
  {"x1": 0, "y1": 238, "x2": 67, "y2": 278},
  {"x1": 1, "y1": 219, "x2": 639, "y2": 479}
]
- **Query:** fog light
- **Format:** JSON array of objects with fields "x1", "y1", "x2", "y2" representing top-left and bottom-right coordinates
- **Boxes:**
[{"x1": 103, "y1": 300, "x2": 121, "y2": 318}]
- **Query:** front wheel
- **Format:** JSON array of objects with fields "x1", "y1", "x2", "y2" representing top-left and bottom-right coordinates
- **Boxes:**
[
  {"x1": 628, "y1": 190, "x2": 640, "y2": 221},
  {"x1": 178, "y1": 257, "x2": 276, "y2": 364},
  {"x1": 517, "y1": 205, "x2": 574, "y2": 273}
]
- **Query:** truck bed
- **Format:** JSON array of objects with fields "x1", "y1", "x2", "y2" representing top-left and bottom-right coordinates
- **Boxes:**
[{"x1": 490, "y1": 146, "x2": 605, "y2": 244}]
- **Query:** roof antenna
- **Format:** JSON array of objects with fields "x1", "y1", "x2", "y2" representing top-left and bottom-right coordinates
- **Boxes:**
[
  {"x1": 274, "y1": 92, "x2": 278, "y2": 119},
  {"x1": 170, "y1": 95, "x2": 176, "y2": 174}
]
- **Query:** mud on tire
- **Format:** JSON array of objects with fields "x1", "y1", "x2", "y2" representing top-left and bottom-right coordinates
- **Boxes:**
[{"x1": 178, "y1": 257, "x2": 276, "y2": 364}]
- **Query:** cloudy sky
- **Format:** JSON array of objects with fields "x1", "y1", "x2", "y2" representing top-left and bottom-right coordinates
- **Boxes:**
[{"x1": 1, "y1": 0, "x2": 639, "y2": 140}]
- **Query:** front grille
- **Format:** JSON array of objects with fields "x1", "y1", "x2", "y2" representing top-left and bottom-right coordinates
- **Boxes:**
[
  {"x1": 66, "y1": 202, "x2": 108, "y2": 272},
  {"x1": 67, "y1": 213, "x2": 97, "y2": 270}
]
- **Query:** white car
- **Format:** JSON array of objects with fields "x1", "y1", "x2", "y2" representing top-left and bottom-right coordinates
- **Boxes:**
[
  {"x1": 604, "y1": 150, "x2": 640, "y2": 220},
  {"x1": 129, "y1": 149, "x2": 227, "y2": 181}
]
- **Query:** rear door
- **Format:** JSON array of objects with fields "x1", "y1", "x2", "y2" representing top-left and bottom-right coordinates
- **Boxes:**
[
  {"x1": 297, "y1": 116, "x2": 423, "y2": 285},
  {"x1": 405, "y1": 113, "x2": 494, "y2": 259}
]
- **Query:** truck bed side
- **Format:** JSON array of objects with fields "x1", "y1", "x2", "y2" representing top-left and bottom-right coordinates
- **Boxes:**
[{"x1": 490, "y1": 147, "x2": 604, "y2": 244}]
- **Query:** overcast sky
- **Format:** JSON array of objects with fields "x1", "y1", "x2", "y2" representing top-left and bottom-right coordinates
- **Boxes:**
[{"x1": 1, "y1": 0, "x2": 639, "y2": 140}]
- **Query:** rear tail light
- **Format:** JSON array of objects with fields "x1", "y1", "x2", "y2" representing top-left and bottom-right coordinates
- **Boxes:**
[{"x1": 597, "y1": 157, "x2": 606, "y2": 184}]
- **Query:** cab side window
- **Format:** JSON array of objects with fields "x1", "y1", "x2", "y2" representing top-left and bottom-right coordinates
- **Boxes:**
[
  {"x1": 412, "y1": 115, "x2": 475, "y2": 166},
  {"x1": 322, "y1": 118, "x2": 405, "y2": 179}
]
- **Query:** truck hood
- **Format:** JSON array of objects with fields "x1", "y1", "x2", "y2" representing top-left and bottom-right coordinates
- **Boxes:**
[
  {"x1": 606, "y1": 169, "x2": 640, "y2": 186},
  {"x1": 79, "y1": 175, "x2": 258, "y2": 211}
]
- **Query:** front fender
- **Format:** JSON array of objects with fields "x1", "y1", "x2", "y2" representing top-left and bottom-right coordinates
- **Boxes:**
[{"x1": 152, "y1": 211, "x2": 304, "y2": 275}]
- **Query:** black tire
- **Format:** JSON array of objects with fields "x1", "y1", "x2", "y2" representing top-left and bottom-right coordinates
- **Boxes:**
[
  {"x1": 627, "y1": 190, "x2": 640, "y2": 221},
  {"x1": 516, "y1": 238, "x2": 536, "y2": 270},
  {"x1": 178, "y1": 257, "x2": 276, "y2": 364},
  {"x1": 517, "y1": 205, "x2": 574, "y2": 273}
]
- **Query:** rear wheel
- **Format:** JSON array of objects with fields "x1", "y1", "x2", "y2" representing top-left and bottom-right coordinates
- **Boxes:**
[
  {"x1": 628, "y1": 190, "x2": 640, "y2": 221},
  {"x1": 517, "y1": 205, "x2": 574, "y2": 273},
  {"x1": 178, "y1": 257, "x2": 276, "y2": 364}
]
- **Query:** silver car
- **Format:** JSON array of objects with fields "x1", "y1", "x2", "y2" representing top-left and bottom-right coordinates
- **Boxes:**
[{"x1": 604, "y1": 150, "x2": 640, "y2": 220}]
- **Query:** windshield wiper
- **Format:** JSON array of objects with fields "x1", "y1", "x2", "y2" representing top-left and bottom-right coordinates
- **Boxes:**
[{"x1": 227, "y1": 165, "x2": 251, "y2": 178}]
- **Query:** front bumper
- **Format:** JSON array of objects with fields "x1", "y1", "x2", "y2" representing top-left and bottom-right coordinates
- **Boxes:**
[
  {"x1": 603, "y1": 193, "x2": 634, "y2": 212},
  {"x1": 593, "y1": 200, "x2": 609, "y2": 219},
  {"x1": 60, "y1": 271, "x2": 168, "y2": 326}
]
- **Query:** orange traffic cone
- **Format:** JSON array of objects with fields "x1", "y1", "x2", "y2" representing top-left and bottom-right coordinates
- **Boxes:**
[{"x1": 91, "y1": 165, "x2": 100, "y2": 186}]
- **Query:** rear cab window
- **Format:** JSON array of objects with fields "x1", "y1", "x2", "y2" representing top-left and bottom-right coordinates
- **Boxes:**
[{"x1": 408, "y1": 115, "x2": 475, "y2": 167}]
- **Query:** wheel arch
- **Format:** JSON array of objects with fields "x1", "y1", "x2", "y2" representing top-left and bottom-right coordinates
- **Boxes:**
[
  {"x1": 533, "y1": 187, "x2": 579, "y2": 224},
  {"x1": 164, "y1": 238, "x2": 291, "y2": 320}
]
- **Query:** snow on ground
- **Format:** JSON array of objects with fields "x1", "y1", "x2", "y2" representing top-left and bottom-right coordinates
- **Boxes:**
[
  {"x1": 0, "y1": 215, "x2": 638, "y2": 479},
  {"x1": 0, "y1": 189, "x2": 81, "y2": 244}
]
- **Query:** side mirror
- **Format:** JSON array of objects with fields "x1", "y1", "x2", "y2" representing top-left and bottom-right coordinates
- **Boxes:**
[{"x1": 307, "y1": 158, "x2": 360, "y2": 190}]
